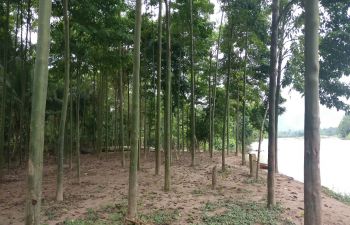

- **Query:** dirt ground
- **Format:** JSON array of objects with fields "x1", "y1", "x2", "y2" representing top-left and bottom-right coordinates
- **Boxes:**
[{"x1": 1, "y1": 151, "x2": 350, "y2": 225}]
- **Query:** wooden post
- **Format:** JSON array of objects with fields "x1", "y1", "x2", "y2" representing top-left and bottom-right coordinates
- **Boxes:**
[
  {"x1": 249, "y1": 153, "x2": 256, "y2": 177},
  {"x1": 212, "y1": 166, "x2": 217, "y2": 189}
]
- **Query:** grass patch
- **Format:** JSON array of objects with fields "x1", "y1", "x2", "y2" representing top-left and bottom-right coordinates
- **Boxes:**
[
  {"x1": 322, "y1": 186, "x2": 350, "y2": 205},
  {"x1": 62, "y1": 202, "x2": 179, "y2": 225},
  {"x1": 44, "y1": 209, "x2": 58, "y2": 220},
  {"x1": 191, "y1": 189, "x2": 205, "y2": 196},
  {"x1": 243, "y1": 177, "x2": 266, "y2": 185},
  {"x1": 63, "y1": 202, "x2": 127, "y2": 225},
  {"x1": 200, "y1": 200, "x2": 293, "y2": 225},
  {"x1": 140, "y1": 208, "x2": 180, "y2": 225}
]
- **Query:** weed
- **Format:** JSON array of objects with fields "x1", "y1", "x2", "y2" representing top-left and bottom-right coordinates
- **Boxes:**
[
  {"x1": 44, "y1": 209, "x2": 57, "y2": 220},
  {"x1": 86, "y1": 208, "x2": 99, "y2": 221},
  {"x1": 203, "y1": 201, "x2": 218, "y2": 212}
]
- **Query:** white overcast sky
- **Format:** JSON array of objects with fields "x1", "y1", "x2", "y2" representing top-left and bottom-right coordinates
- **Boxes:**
[{"x1": 279, "y1": 89, "x2": 344, "y2": 131}]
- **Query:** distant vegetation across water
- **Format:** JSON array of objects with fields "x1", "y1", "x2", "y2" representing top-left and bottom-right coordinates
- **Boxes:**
[{"x1": 278, "y1": 127, "x2": 338, "y2": 138}]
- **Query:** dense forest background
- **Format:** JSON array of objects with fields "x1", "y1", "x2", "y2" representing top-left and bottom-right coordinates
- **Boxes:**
[{"x1": 1, "y1": 0, "x2": 350, "y2": 224}]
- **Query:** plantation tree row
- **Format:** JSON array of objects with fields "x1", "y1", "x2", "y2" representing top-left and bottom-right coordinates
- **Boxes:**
[{"x1": 0, "y1": 0, "x2": 349, "y2": 224}]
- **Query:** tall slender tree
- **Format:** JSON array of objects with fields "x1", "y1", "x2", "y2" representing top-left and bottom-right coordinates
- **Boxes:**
[
  {"x1": 241, "y1": 32, "x2": 248, "y2": 166},
  {"x1": 0, "y1": 0, "x2": 10, "y2": 180},
  {"x1": 256, "y1": 104, "x2": 268, "y2": 180},
  {"x1": 119, "y1": 48, "x2": 125, "y2": 167},
  {"x1": 208, "y1": 53, "x2": 212, "y2": 158},
  {"x1": 267, "y1": 0, "x2": 280, "y2": 208},
  {"x1": 235, "y1": 91, "x2": 239, "y2": 156},
  {"x1": 127, "y1": 0, "x2": 142, "y2": 218},
  {"x1": 69, "y1": 93, "x2": 73, "y2": 169},
  {"x1": 164, "y1": 0, "x2": 171, "y2": 191},
  {"x1": 211, "y1": 10, "x2": 224, "y2": 158},
  {"x1": 76, "y1": 72, "x2": 81, "y2": 184},
  {"x1": 189, "y1": 0, "x2": 195, "y2": 167},
  {"x1": 155, "y1": 0, "x2": 162, "y2": 175},
  {"x1": 304, "y1": 0, "x2": 321, "y2": 223},
  {"x1": 56, "y1": 0, "x2": 70, "y2": 201},
  {"x1": 221, "y1": 25, "x2": 233, "y2": 171},
  {"x1": 24, "y1": 0, "x2": 52, "y2": 223},
  {"x1": 275, "y1": 16, "x2": 286, "y2": 174}
]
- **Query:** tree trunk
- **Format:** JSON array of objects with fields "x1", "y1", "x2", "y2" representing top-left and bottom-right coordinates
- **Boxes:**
[
  {"x1": 164, "y1": 0, "x2": 171, "y2": 192},
  {"x1": 211, "y1": 10, "x2": 224, "y2": 159},
  {"x1": 208, "y1": 54, "x2": 213, "y2": 158},
  {"x1": 69, "y1": 91, "x2": 73, "y2": 169},
  {"x1": 24, "y1": 0, "x2": 51, "y2": 223},
  {"x1": 226, "y1": 111, "x2": 229, "y2": 155},
  {"x1": 0, "y1": 0, "x2": 10, "y2": 181},
  {"x1": 127, "y1": 0, "x2": 142, "y2": 218},
  {"x1": 76, "y1": 73, "x2": 81, "y2": 184},
  {"x1": 177, "y1": 104, "x2": 180, "y2": 156},
  {"x1": 128, "y1": 73, "x2": 130, "y2": 146},
  {"x1": 19, "y1": 27, "x2": 28, "y2": 166},
  {"x1": 56, "y1": 0, "x2": 70, "y2": 201},
  {"x1": 304, "y1": 0, "x2": 321, "y2": 223},
  {"x1": 275, "y1": 31, "x2": 283, "y2": 174},
  {"x1": 235, "y1": 93, "x2": 239, "y2": 156},
  {"x1": 241, "y1": 32, "x2": 248, "y2": 166},
  {"x1": 267, "y1": 0, "x2": 279, "y2": 208},
  {"x1": 114, "y1": 77, "x2": 118, "y2": 152},
  {"x1": 256, "y1": 105, "x2": 268, "y2": 180},
  {"x1": 0, "y1": 62, "x2": 4, "y2": 177},
  {"x1": 138, "y1": 75, "x2": 142, "y2": 170},
  {"x1": 155, "y1": 0, "x2": 162, "y2": 175},
  {"x1": 226, "y1": 27, "x2": 233, "y2": 157},
  {"x1": 105, "y1": 75, "x2": 109, "y2": 158},
  {"x1": 182, "y1": 105, "x2": 185, "y2": 153},
  {"x1": 97, "y1": 73, "x2": 103, "y2": 157},
  {"x1": 119, "y1": 62, "x2": 125, "y2": 167},
  {"x1": 189, "y1": 0, "x2": 195, "y2": 167},
  {"x1": 143, "y1": 99, "x2": 147, "y2": 158},
  {"x1": 221, "y1": 27, "x2": 233, "y2": 171}
]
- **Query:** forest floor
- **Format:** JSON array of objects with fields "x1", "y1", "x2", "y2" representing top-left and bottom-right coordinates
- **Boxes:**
[{"x1": 1, "y1": 151, "x2": 350, "y2": 225}]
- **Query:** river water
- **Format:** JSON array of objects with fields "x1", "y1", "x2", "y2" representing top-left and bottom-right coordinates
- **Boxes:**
[{"x1": 250, "y1": 137, "x2": 350, "y2": 195}]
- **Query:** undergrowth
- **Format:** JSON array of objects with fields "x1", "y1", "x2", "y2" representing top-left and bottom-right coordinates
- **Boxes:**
[
  {"x1": 62, "y1": 202, "x2": 126, "y2": 225},
  {"x1": 60, "y1": 202, "x2": 180, "y2": 225},
  {"x1": 140, "y1": 208, "x2": 180, "y2": 224},
  {"x1": 200, "y1": 200, "x2": 295, "y2": 225}
]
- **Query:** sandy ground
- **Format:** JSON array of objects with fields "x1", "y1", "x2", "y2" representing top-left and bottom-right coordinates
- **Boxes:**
[{"x1": 1, "y1": 151, "x2": 350, "y2": 225}]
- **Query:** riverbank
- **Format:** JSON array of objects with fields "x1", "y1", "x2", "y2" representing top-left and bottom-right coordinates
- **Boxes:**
[
  {"x1": 251, "y1": 137, "x2": 350, "y2": 195},
  {"x1": 1, "y1": 152, "x2": 350, "y2": 224}
]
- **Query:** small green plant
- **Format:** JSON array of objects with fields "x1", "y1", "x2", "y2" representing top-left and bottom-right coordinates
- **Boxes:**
[
  {"x1": 86, "y1": 208, "x2": 99, "y2": 221},
  {"x1": 203, "y1": 201, "x2": 217, "y2": 212},
  {"x1": 44, "y1": 209, "x2": 57, "y2": 220},
  {"x1": 283, "y1": 218, "x2": 297, "y2": 225}
]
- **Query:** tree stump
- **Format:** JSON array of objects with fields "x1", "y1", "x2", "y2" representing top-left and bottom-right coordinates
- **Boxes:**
[
  {"x1": 249, "y1": 154, "x2": 257, "y2": 177},
  {"x1": 212, "y1": 165, "x2": 217, "y2": 189}
]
